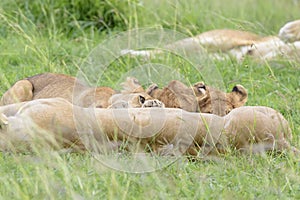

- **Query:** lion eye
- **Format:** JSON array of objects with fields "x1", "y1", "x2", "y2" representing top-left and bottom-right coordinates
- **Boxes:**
[
  {"x1": 198, "y1": 84, "x2": 206, "y2": 90},
  {"x1": 226, "y1": 109, "x2": 231, "y2": 114},
  {"x1": 139, "y1": 95, "x2": 146, "y2": 104},
  {"x1": 196, "y1": 84, "x2": 206, "y2": 94},
  {"x1": 247, "y1": 49, "x2": 253, "y2": 55}
]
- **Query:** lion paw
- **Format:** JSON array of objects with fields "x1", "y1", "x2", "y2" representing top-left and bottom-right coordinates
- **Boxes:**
[{"x1": 142, "y1": 99, "x2": 165, "y2": 108}]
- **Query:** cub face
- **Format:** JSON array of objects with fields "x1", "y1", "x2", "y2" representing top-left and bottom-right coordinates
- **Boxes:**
[
  {"x1": 147, "y1": 80, "x2": 247, "y2": 116},
  {"x1": 193, "y1": 82, "x2": 248, "y2": 116}
]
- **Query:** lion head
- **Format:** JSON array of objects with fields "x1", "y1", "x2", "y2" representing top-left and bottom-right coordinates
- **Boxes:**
[
  {"x1": 193, "y1": 82, "x2": 248, "y2": 116},
  {"x1": 147, "y1": 80, "x2": 247, "y2": 116}
]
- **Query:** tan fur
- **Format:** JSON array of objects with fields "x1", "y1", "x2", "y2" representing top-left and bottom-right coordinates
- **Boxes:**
[
  {"x1": 0, "y1": 80, "x2": 33, "y2": 105},
  {"x1": 109, "y1": 77, "x2": 165, "y2": 108},
  {"x1": 279, "y1": 19, "x2": 300, "y2": 43},
  {"x1": 0, "y1": 101, "x2": 28, "y2": 117},
  {"x1": 244, "y1": 36, "x2": 300, "y2": 61},
  {"x1": 146, "y1": 80, "x2": 199, "y2": 112},
  {"x1": 0, "y1": 98, "x2": 118, "y2": 152},
  {"x1": 223, "y1": 106, "x2": 296, "y2": 154},
  {"x1": 122, "y1": 26, "x2": 300, "y2": 62},
  {"x1": 0, "y1": 98, "x2": 296, "y2": 155},
  {"x1": 0, "y1": 73, "x2": 116, "y2": 108},
  {"x1": 193, "y1": 83, "x2": 248, "y2": 116},
  {"x1": 146, "y1": 80, "x2": 247, "y2": 116},
  {"x1": 121, "y1": 29, "x2": 263, "y2": 58},
  {"x1": 173, "y1": 29, "x2": 263, "y2": 52}
]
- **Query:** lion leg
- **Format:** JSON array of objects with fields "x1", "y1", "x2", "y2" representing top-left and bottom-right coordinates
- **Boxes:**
[{"x1": 0, "y1": 80, "x2": 33, "y2": 106}]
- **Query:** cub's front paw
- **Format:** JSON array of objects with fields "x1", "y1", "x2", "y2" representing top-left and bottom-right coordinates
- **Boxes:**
[{"x1": 142, "y1": 99, "x2": 165, "y2": 108}]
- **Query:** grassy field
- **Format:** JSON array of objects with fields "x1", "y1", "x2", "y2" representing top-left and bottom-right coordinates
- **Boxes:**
[{"x1": 0, "y1": 0, "x2": 300, "y2": 199}]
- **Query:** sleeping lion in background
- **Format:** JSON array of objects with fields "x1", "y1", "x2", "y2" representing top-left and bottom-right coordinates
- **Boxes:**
[{"x1": 122, "y1": 19, "x2": 300, "y2": 62}]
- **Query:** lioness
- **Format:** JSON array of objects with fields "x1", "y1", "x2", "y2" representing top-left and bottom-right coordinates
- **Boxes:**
[
  {"x1": 223, "y1": 106, "x2": 297, "y2": 154},
  {"x1": 241, "y1": 19, "x2": 300, "y2": 60},
  {"x1": 122, "y1": 26, "x2": 300, "y2": 62},
  {"x1": 0, "y1": 73, "x2": 164, "y2": 109},
  {"x1": 0, "y1": 98, "x2": 297, "y2": 155},
  {"x1": 0, "y1": 73, "x2": 116, "y2": 108},
  {"x1": 146, "y1": 80, "x2": 248, "y2": 116},
  {"x1": 121, "y1": 29, "x2": 263, "y2": 59}
]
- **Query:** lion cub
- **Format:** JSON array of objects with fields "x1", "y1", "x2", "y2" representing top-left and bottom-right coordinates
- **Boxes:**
[
  {"x1": 0, "y1": 73, "x2": 116, "y2": 108},
  {"x1": 146, "y1": 80, "x2": 247, "y2": 116}
]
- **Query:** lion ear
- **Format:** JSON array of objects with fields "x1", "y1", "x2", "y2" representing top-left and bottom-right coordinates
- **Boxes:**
[
  {"x1": 146, "y1": 83, "x2": 159, "y2": 95},
  {"x1": 193, "y1": 82, "x2": 207, "y2": 95},
  {"x1": 0, "y1": 114, "x2": 8, "y2": 125},
  {"x1": 121, "y1": 77, "x2": 145, "y2": 94},
  {"x1": 231, "y1": 84, "x2": 248, "y2": 105}
]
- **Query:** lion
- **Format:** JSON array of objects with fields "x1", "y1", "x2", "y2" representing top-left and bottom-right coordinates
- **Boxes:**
[
  {"x1": 0, "y1": 98, "x2": 297, "y2": 155},
  {"x1": 0, "y1": 73, "x2": 116, "y2": 108},
  {"x1": 158, "y1": 106, "x2": 297, "y2": 156},
  {"x1": 244, "y1": 36, "x2": 300, "y2": 61},
  {"x1": 121, "y1": 29, "x2": 281, "y2": 61},
  {"x1": 279, "y1": 19, "x2": 300, "y2": 43},
  {"x1": 238, "y1": 19, "x2": 300, "y2": 60},
  {"x1": 122, "y1": 27, "x2": 300, "y2": 62},
  {"x1": 121, "y1": 29, "x2": 263, "y2": 59},
  {"x1": 146, "y1": 80, "x2": 248, "y2": 116},
  {"x1": 222, "y1": 106, "x2": 297, "y2": 154},
  {"x1": 0, "y1": 73, "x2": 166, "y2": 109}
]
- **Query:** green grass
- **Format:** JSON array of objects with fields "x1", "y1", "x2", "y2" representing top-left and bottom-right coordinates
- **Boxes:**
[{"x1": 0, "y1": 0, "x2": 300, "y2": 199}]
